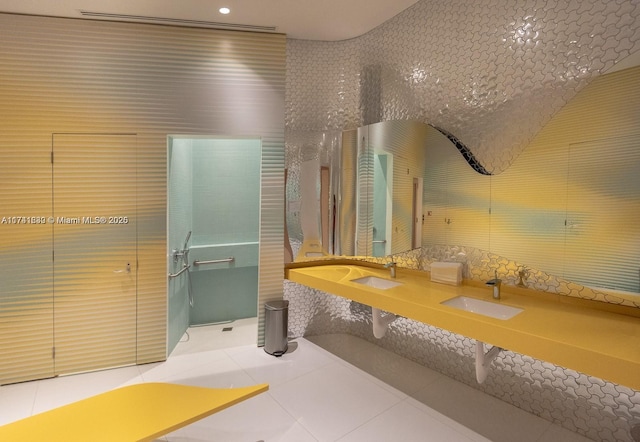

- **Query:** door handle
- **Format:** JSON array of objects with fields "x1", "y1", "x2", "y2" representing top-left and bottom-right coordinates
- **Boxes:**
[{"x1": 113, "y1": 263, "x2": 132, "y2": 274}]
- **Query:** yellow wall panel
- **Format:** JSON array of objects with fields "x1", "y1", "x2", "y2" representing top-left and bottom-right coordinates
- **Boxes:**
[{"x1": 0, "y1": 14, "x2": 285, "y2": 383}]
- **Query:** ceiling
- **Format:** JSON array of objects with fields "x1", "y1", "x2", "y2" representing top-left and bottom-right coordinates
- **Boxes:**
[{"x1": 0, "y1": 0, "x2": 420, "y2": 41}]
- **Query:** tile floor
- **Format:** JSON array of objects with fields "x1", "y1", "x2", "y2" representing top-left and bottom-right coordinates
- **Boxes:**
[{"x1": 0, "y1": 319, "x2": 592, "y2": 441}]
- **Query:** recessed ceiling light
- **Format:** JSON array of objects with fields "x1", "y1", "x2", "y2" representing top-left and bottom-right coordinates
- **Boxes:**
[{"x1": 219, "y1": 7, "x2": 230, "y2": 15}]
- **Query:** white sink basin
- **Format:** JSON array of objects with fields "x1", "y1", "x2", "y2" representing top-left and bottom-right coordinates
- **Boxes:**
[
  {"x1": 351, "y1": 276, "x2": 402, "y2": 290},
  {"x1": 441, "y1": 296, "x2": 523, "y2": 320}
]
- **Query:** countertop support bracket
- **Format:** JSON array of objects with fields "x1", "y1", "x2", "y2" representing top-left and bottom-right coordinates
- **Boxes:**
[
  {"x1": 475, "y1": 340, "x2": 503, "y2": 384},
  {"x1": 372, "y1": 307, "x2": 398, "y2": 339}
]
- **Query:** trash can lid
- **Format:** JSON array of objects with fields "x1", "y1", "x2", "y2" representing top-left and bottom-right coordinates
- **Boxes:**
[{"x1": 265, "y1": 300, "x2": 289, "y2": 310}]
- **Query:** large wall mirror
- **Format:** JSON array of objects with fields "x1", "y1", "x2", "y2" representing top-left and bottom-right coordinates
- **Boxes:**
[
  {"x1": 293, "y1": 67, "x2": 640, "y2": 297},
  {"x1": 332, "y1": 121, "x2": 490, "y2": 259},
  {"x1": 351, "y1": 121, "x2": 428, "y2": 256}
]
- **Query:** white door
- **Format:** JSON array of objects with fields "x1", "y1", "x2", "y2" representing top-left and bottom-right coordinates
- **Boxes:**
[{"x1": 52, "y1": 134, "x2": 137, "y2": 374}]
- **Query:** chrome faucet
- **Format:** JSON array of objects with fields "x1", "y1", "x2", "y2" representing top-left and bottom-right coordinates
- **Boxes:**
[
  {"x1": 384, "y1": 262, "x2": 397, "y2": 278},
  {"x1": 172, "y1": 249, "x2": 186, "y2": 263},
  {"x1": 516, "y1": 265, "x2": 528, "y2": 287},
  {"x1": 486, "y1": 271, "x2": 502, "y2": 299}
]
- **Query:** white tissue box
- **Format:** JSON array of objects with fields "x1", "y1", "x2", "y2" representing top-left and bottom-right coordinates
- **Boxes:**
[{"x1": 430, "y1": 262, "x2": 463, "y2": 286}]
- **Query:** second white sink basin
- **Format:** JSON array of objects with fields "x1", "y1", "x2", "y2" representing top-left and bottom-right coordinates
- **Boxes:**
[
  {"x1": 442, "y1": 296, "x2": 523, "y2": 320},
  {"x1": 351, "y1": 276, "x2": 402, "y2": 290}
]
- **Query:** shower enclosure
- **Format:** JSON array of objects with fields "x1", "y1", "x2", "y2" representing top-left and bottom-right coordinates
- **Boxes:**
[{"x1": 167, "y1": 136, "x2": 261, "y2": 352}]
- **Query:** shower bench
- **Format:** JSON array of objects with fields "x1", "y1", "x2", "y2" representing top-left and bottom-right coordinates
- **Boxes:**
[{"x1": 0, "y1": 382, "x2": 268, "y2": 441}]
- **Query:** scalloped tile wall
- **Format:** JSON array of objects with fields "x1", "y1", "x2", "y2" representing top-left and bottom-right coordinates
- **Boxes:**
[
  {"x1": 286, "y1": 0, "x2": 640, "y2": 174},
  {"x1": 285, "y1": 3, "x2": 640, "y2": 438}
]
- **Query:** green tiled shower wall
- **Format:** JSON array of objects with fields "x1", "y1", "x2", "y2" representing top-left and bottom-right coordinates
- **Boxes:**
[
  {"x1": 372, "y1": 154, "x2": 390, "y2": 257},
  {"x1": 168, "y1": 138, "x2": 261, "y2": 350},
  {"x1": 192, "y1": 139, "x2": 261, "y2": 245}
]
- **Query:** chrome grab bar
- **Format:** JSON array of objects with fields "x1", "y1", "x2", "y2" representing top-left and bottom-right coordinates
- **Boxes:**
[
  {"x1": 193, "y1": 257, "x2": 235, "y2": 266},
  {"x1": 168, "y1": 264, "x2": 190, "y2": 279},
  {"x1": 372, "y1": 240, "x2": 387, "y2": 244}
]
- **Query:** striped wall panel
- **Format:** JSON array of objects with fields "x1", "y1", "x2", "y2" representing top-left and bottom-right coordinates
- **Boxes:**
[
  {"x1": 257, "y1": 137, "x2": 285, "y2": 346},
  {"x1": 337, "y1": 130, "x2": 358, "y2": 256},
  {"x1": 356, "y1": 128, "x2": 373, "y2": 256},
  {"x1": 0, "y1": 13, "x2": 285, "y2": 383},
  {"x1": 0, "y1": 137, "x2": 55, "y2": 384},
  {"x1": 491, "y1": 67, "x2": 640, "y2": 294},
  {"x1": 368, "y1": 121, "x2": 428, "y2": 255}
]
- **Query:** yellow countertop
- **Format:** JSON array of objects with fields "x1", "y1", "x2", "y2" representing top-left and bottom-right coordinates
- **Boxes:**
[
  {"x1": 0, "y1": 382, "x2": 269, "y2": 442},
  {"x1": 286, "y1": 261, "x2": 640, "y2": 390}
]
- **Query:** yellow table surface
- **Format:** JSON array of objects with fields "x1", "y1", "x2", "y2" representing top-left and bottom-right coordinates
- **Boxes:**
[
  {"x1": 286, "y1": 261, "x2": 640, "y2": 390},
  {"x1": 0, "y1": 382, "x2": 269, "y2": 442}
]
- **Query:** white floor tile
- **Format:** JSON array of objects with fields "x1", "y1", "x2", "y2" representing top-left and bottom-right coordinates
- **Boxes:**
[
  {"x1": 32, "y1": 365, "x2": 142, "y2": 414},
  {"x1": 269, "y1": 362, "x2": 402, "y2": 441},
  {"x1": 308, "y1": 334, "x2": 445, "y2": 397},
  {"x1": 0, "y1": 330, "x2": 594, "y2": 442},
  {"x1": 403, "y1": 396, "x2": 495, "y2": 442},
  {"x1": 227, "y1": 339, "x2": 334, "y2": 387},
  {"x1": 159, "y1": 355, "x2": 256, "y2": 389},
  {"x1": 305, "y1": 333, "x2": 374, "y2": 361},
  {"x1": 536, "y1": 423, "x2": 593, "y2": 442},
  {"x1": 337, "y1": 399, "x2": 489, "y2": 442},
  {"x1": 140, "y1": 349, "x2": 231, "y2": 384},
  {"x1": 411, "y1": 375, "x2": 551, "y2": 442},
  {"x1": 0, "y1": 380, "x2": 39, "y2": 425},
  {"x1": 167, "y1": 393, "x2": 317, "y2": 442},
  {"x1": 171, "y1": 318, "x2": 258, "y2": 356}
]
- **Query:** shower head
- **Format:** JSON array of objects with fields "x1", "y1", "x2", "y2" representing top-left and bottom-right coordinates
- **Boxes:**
[{"x1": 183, "y1": 231, "x2": 192, "y2": 250}]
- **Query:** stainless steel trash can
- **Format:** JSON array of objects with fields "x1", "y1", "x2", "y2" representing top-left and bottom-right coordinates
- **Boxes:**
[{"x1": 264, "y1": 300, "x2": 289, "y2": 356}]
